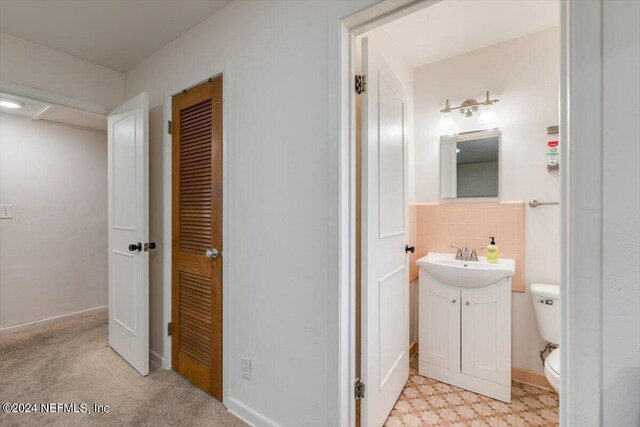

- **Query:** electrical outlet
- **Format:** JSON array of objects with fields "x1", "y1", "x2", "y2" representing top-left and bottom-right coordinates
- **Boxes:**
[
  {"x1": 0, "y1": 205, "x2": 13, "y2": 219},
  {"x1": 241, "y1": 356, "x2": 251, "y2": 380}
]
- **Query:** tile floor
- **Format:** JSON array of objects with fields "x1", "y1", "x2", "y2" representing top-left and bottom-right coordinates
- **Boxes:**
[{"x1": 385, "y1": 358, "x2": 559, "y2": 427}]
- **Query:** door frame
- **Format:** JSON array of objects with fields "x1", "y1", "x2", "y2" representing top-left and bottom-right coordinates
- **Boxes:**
[
  {"x1": 162, "y1": 63, "x2": 231, "y2": 404},
  {"x1": 337, "y1": 1, "x2": 603, "y2": 426},
  {"x1": 337, "y1": 3, "x2": 441, "y2": 425},
  {"x1": 0, "y1": 80, "x2": 109, "y2": 116}
]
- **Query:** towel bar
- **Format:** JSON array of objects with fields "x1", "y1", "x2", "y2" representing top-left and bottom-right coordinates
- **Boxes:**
[{"x1": 528, "y1": 200, "x2": 559, "y2": 208}]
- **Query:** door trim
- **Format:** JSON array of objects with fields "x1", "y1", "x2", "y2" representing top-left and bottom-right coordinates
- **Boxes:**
[
  {"x1": 337, "y1": 3, "x2": 442, "y2": 425},
  {"x1": 0, "y1": 80, "x2": 109, "y2": 116},
  {"x1": 162, "y1": 63, "x2": 231, "y2": 405},
  {"x1": 337, "y1": 1, "x2": 574, "y2": 426}
]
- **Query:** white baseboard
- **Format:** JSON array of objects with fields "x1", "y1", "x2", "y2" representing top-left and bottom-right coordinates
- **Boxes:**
[
  {"x1": 149, "y1": 349, "x2": 165, "y2": 368},
  {"x1": 0, "y1": 305, "x2": 108, "y2": 335},
  {"x1": 225, "y1": 396, "x2": 281, "y2": 427}
]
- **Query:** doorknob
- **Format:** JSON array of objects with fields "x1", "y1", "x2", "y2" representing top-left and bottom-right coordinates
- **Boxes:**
[
  {"x1": 144, "y1": 242, "x2": 157, "y2": 251},
  {"x1": 405, "y1": 245, "x2": 415, "y2": 254},
  {"x1": 205, "y1": 248, "x2": 219, "y2": 259},
  {"x1": 128, "y1": 242, "x2": 142, "y2": 252}
]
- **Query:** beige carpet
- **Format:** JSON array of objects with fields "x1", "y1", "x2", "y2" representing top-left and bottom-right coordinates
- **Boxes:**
[{"x1": 0, "y1": 313, "x2": 247, "y2": 427}]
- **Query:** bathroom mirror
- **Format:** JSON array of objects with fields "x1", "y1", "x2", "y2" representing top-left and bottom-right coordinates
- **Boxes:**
[{"x1": 440, "y1": 130, "x2": 500, "y2": 199}]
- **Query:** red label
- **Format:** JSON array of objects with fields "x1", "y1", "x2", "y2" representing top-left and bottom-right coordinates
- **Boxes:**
[{"x1": 548, "y1": 140, "x2": 559, "y2": 147}]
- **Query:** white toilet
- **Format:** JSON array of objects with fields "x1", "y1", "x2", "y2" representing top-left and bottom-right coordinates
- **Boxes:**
[{"x1": 530, "y1": 283, "x2": 560, "y2": 393}]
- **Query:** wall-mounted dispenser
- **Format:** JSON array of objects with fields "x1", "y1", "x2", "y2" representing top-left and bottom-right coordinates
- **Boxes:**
[{"x1": 547, "y1": 125, "x2": 559, "y2": 171}]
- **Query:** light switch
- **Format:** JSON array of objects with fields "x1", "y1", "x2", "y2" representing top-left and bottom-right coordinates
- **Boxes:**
[{"x1": 0, "y1": 205, "x2": 13, "y2": 219}]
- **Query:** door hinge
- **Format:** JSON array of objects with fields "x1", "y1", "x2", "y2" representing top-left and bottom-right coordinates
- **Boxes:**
[
  {"x1": 354, "y1": 378, "x2": 365, "y2": 399},
  {"x1": 167, "y1": 120, "x2": 172, "y2": 135},
  {"x1": 167, "y1": 322, "x2": 172, "y2": 336},
  {"x1": 355, "y1": 75, "x2": 367, "y2": 95}
]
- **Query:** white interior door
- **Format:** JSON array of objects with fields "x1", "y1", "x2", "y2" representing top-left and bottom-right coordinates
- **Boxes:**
[
  {"x1": 361, "y1": 36, "x2": 410, "y2": 427},
  {"x1": 107, "y1": 93, "x2": 149, "y2": 376}
]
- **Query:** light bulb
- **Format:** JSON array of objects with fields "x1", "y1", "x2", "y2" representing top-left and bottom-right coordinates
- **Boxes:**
[
  {"x1": 437, "y1": 111, "x2": 456, "y2": 135},
  {"x1": 477, "y1": 104, "x2": 499, "y2": 129}
]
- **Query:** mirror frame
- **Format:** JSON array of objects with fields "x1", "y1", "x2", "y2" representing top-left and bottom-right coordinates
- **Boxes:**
[{"x1": 439, "y1": 129, "x2": 501, "y2": 200}]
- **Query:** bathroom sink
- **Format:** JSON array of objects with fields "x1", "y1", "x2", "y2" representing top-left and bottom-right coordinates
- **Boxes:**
[{"x1": 416, "y1": 252, "x2": 515, "y2": 289}]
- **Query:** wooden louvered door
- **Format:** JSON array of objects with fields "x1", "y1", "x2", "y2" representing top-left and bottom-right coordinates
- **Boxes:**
[{"x1": 171, "y1": 76, "x2": 223, "y2": 399}]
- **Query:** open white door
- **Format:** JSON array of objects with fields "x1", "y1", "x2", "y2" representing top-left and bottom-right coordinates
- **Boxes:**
[
  {"x1": 107, "y1": 93, "x2": 149, "y2": 376},
  {"x1": 361, "y1": 37, "x2": 410, "y2": 427}
]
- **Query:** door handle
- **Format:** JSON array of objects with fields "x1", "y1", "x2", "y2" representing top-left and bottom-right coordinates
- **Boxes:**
[
  {"x1": 405, "y1": 245, "x2": 415, "y2": 254},
  {"x1": 144, "y1": 242, "x2": 157, "y2": 252},
  {"x1": 205, "y1": 248, "x2": 219, "y2": 259},
  {"x1": 129, "y1": 242, "x2": 142, "y2": 252}
]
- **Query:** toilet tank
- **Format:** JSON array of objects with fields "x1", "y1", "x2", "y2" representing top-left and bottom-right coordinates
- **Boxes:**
[{"x1": 530, "y1": 283, "x2": 560, "y2": 345}]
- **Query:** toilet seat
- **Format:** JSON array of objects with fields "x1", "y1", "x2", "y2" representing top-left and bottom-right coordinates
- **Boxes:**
[{"x1": 544, "y1": 348, "x2": 560, "y2": 393}]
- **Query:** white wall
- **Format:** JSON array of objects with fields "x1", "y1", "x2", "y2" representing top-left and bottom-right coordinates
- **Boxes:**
[
  {"x1": 565, "y1": 1, "x2": 640, "y2": 423},
  {"x1": 0, "y1": 32, "x2": 125, "y2": 110},
  {"x1": 124, "y1": 1, "x2": 377, "y2": 426},
  {"x1": 148, "y1": 105, "x2": 165, "y2": 363},
  {"x1": 413, "y1": 28, "x2": 560, "y2": 373},
  {"x1": 602, "y1": 0, "x2": 640, "y2": 424},
  {"x1": 0, "y1": 113, "x2": 108, "y2": 329}
]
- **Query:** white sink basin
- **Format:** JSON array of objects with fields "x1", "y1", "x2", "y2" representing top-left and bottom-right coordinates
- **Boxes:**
[{"x1": 416, "y1": 252, "x2": 515, "y2": 289}]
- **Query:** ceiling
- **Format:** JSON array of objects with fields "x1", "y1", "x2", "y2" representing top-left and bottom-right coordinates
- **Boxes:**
[
  {"x1": 0, "y1": 93, "x2": 107, "y2": 131},
  {"x1": 379, "y1": 0, "x2": 559, "y2": 68},
  {"x1": 0, "y1": 0, "x2": 233, "y2": 73}
]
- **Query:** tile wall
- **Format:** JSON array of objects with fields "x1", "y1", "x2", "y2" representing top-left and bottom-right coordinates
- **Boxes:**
[{"x1": 409, "y1": 202, "x2": 525, "y2": 292}]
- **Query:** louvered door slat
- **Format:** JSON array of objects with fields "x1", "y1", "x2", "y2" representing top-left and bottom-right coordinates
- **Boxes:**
[{"x1": 179, "y1": 99, "x2": 213, "y2": 254}]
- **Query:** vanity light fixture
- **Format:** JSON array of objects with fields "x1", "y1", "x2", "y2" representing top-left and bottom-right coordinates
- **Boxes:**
[
  {"x1": 477, "y1": 91, "x2": 500, "y2": 129},
  {"x1": 437, "y1": 91, "x2": 500, "y2": 133},
  {"x1": 436, "y1": 99, "x2": 456, "y2": 135},
  {"x1": 0, "y1": 99, "x2": 23, "y2": 109}
]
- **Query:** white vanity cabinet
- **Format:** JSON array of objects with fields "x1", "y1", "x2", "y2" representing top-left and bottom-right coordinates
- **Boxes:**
[
  {"x1": 461, "y1": 285, "x2": 511, "y2": 387},
  {"x1": 418, "y1": 255, "x2": 513, "y2": 403},
  {"x1": 421, "y1": 280, "x2": 460, "y2": 371}
]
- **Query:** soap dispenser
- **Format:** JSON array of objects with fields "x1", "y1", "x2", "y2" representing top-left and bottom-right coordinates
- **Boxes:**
[{"x1": 487, "y1": 236, "x2": 499, "y2": 263}]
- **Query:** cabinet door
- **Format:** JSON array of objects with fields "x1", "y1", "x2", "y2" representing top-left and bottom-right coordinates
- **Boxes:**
[
  {"x1": 421, "y1": 279, "x2": 460, "y2": 371},
  {"x1": 461, "y1": 281, "x2": 511, "y2": 385}
]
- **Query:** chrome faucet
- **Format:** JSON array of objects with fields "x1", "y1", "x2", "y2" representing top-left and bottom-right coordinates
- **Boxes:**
[
  {"x1": 450, "y1": 245, "x2": 462, "y2": 259},
  {"x1": 470, "y1": 247, "x2": 484, "y2": 261},
  {"x1": 450, "y1": 245, "x2": 484, "y2": 261},
  {"x1": 450, "y1": 245, "x2": 469, "y2": 260}
]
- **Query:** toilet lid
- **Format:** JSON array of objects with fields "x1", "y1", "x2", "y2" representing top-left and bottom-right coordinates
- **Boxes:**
[{"x1": 546, "y1": 348, "x2": 560, "y2": 375}]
